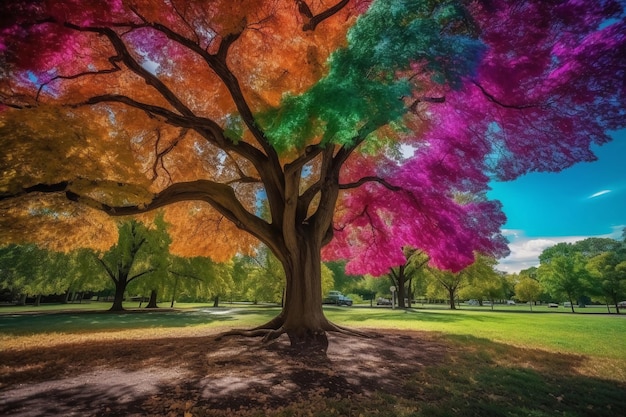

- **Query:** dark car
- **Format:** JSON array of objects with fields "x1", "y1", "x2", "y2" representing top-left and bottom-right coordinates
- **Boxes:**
[{"x1": 323, "y1": 291, "x2": 353, "y2": 306}]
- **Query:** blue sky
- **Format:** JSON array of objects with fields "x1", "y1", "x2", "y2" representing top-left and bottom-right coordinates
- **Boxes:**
[{"x1": 487, "y1": 130, "x2": 626, "y2": 273}]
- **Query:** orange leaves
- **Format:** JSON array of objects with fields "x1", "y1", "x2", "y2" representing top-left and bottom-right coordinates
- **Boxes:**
[
  {"x1": 165, "y1": 202, "x2": 257, "y2": 261},
  {"x1": 0, "y1": 193, "x2": 118, "y2": 253},
  {"x1": 0, "y1": 106, "x2": 150, "y2": 195},
  {"x1": 228, "y1": 1, "x2": 356, "y2": 110}
]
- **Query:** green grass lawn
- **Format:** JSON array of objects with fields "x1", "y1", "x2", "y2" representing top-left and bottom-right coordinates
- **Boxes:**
[
  {"x1": 325, "y1": 307, "x2": 626, "y2": 359},
  {"x1": 1, "y1": 303, "x2": 625, "y2": 416},
  {"x1": 1, "y1": 302, "x2": 624, "y2": 360}
]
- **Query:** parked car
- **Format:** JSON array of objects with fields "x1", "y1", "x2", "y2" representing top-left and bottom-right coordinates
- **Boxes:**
[
  {"x1": 323, "y1": 291, "x2": 353, "y2": 306},
  {"x1": 376, "y1": 297, "x2": 392, "y2": 305},
  {"x1": 506, "y1": 300, "x2": 516, "y2": 305},
  {"x1": 617, "y1": 301, "x2": 626, "y2": 308},
  {"x1": 548, "y1": 303, "x2": 559, "y2": 308}
]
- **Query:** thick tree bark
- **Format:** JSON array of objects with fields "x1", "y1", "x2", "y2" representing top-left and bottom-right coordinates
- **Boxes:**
[
  {"x1": 109, "y1": 276, "x2": 128, "y2": 311},
  {"x1": 17, "y1": 293, "x2": 26, "y2": 306},
  {"x1": 448, "y1": 288, "x2": 456, "y2": 310},
  {"x1": 396, "y1": 265, "x2": 407, "y2": 309},
  {"x1": 280, "y1": 239, "x2": 330, "y2": 349},
  {"x1": 146, "y1": 289, "x2": 158, "y2": 308}
]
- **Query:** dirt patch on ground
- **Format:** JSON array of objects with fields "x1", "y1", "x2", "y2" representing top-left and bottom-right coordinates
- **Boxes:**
[{"x1": 0, "y1": 329, "x2": 448, "y2": 416}]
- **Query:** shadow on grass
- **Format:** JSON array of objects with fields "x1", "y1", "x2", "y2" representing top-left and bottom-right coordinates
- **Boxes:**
[
  {"x1": 1, "y1": 330, "x2": 624, "y2": 417},
  {"x1": 0, "y1": 307, "x2": 280, "y2": 335}
]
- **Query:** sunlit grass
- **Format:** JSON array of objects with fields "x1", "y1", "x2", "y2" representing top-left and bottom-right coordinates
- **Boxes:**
[
  {"x1": 324, "y1": 307, "x2": 626, "y2": 359},
  {"x1": 2, "y1": 303, "x2": 624, "y2": 380},
  {"x1": 1, "y1": 303, "x2": 625, "y2": 416}
]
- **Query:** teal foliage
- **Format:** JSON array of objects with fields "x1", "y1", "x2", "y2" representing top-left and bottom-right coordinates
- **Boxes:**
[{"x1": 259, "y1": 0, "x2": 484, "y2": 153}]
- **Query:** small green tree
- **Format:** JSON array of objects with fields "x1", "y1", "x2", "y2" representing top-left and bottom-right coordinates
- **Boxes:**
[
  {"x1": 586, "y1": 252, "x2": 626, "y2": 313},
  {"x1": 458, "y1": 255, "x2": 503, "y2": 309},
  {"x1": 95, "y1": 216, "x2": 170, "y2": 311},
  {"x1": 515, "y1": 278, "x2": 543, "y2": 311},
  {"x1": 538, "y1": 250, "x2": 590, "y2": 313}
]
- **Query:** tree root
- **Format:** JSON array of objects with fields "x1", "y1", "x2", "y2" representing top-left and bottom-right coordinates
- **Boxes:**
[
  {"x1": 324, "y1": 322, "x2": 383, "y2": 339},
  {"x1": 216, "y1": 319, "x2": 382, "y2": 344}
]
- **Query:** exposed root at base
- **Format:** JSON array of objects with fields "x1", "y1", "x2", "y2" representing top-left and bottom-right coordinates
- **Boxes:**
[
  {"x1": 215, "y1": 320, "x2": 382, "y2": 346},
  {"x1": 324, "y1": 322, "x2": 383, "y2": 339}
]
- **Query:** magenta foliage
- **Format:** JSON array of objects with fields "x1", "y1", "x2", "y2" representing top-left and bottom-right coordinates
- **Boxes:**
[
  {"x1": 323, "y1": 141, "x2": 509, "y2": 275},
  {"x1": 323, "y1": 0, "x2": 626, "y2": 274},
  {"x1": 465, "y1": 0, "x2": 626, "y2": 180}
]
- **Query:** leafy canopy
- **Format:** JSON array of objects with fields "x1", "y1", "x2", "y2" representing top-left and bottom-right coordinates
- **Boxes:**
[{"x1": 0, "y1": 0, "x2": 624, "y2": 276}]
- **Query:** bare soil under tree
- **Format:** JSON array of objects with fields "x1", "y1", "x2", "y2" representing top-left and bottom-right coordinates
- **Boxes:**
[
  {"x1": 0, "y1": 329, "x2": 447, "y2": 417},
  {"x1": 1, "y1": 326, "x2": 624, "y2": 417}
]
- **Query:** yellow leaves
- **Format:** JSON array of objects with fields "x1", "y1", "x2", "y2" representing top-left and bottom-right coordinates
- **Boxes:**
[
  {"x1": 0, "y1": 193, "x2": 118, "y2": 252},
  {"x1": 0, "y1": 105, "x2": 151, "y2": 194},
  {"x1": 69, "y1": 178, "x2": 154, "y2": 208}
]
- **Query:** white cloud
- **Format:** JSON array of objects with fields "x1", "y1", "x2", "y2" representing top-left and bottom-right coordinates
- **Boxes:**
[
  {"x1": 588, "y1": 189, "x2": 612, "y2": 199},
  {"x1": 496, "y1": 226, "x2": 624, "y2": 273}
]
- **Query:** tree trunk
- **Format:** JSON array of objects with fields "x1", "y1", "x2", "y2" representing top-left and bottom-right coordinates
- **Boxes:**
[
  {"x1": 396, "y1": 265, "x2": 407, "y2": 309},
  {"x1": 34, "y1": 294, "x2": 42, "y2": 306},
  {"x1": 109, "y1": 276, "x2": 127, "y2": 311},
  {"x1": 17, "y1": 293, "x2": 26, "y2": 306},
  {"x1": 146, "y1": 289, "x2": 158, "y2": 308},
  {"x1": 213, "y1": 295, "x2": 219, "y2": 307},
  {"x1": 253, "y1": 238, "x2": 333, "y2": 351},
  {"x1": 448, "y1": 288, "x2": 456, "y2": 310}
]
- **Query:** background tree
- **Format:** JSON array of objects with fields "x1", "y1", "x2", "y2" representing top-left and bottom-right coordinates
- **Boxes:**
[
  {"x1": 586, "y1": 251, "x2": 626, "y2": 313},
  {"x1": 426, "y1": 267, "x2": 465, "y2": 310},
  {"x1": 244, "y1": 247, "x2": 287, "y2": 305},
  {"x1": 538, "y1": 249, "x2": 591, "y2": 313},
  {"x1": 0, "y1": 244, "x2": 101, "y2": 305},
  {"x1": 1, "y1": 0, "x2": 624, "y2": 347},
  {"x1": 515, "y1": 277, "x2": 543, "y2": 311},
  {"x1": 95, "y1": 216, "x2": 170, "y2": 311},
  {"x1": 325, "y1": 261, "x2": 363, "y2": 296},
  {"x1": 387, "y1": 248, "x2": 429, "y2": 308},
  {"x1": 458, "y1": 254, "x2": 503, "y2": 308},
  {"x1": 167, "y1": 256, "x2": 234, "y2": 307}
]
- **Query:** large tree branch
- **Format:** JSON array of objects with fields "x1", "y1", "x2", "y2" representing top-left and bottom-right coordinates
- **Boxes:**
[
  {"x1": 65, "y1": 180, "x2": 284, "y2": 256},
  {"x1": 339, "y1": 176, "x2": 401, "y2": 191},
  {"x1": 78, "y1": 94, "x2": 268, "y2": 166},
  {"x1": 128, "y1": 268, "x2": 157, "y2": 284},
  {"x1": 297, "y1": 0, "x2": 351, "y2": 31},
  {"x1": 143, "y1": 21, "x2": 276, "y2": 160},
  {"x1": 139, "y1": 20, "x2": 286, "y2": 216},
  {"x1": 64, "y1": 22, "x2": 196, "y2": 118},
  {"x1": 472, "y1": 81, "x2": 537, "y2": 110}
]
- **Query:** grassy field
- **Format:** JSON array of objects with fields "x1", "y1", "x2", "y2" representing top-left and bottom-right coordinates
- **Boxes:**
[
  {"x1": 1, "y1": 302, "x2": 624, "y2": 360},
  {"x1": 1, "y1": 303, "x2": 625, "y2": 416}
]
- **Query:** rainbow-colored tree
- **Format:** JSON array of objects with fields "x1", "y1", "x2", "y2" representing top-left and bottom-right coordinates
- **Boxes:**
[{"x1": 1, "y1": 0, "x2": 624, "y2": 348}]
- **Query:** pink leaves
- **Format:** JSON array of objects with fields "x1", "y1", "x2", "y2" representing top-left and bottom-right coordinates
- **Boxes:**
[{"x1": 324, "y1": 0, "x2": 625, "y2": 275}]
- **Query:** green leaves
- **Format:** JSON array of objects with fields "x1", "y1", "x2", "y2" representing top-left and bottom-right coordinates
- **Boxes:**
[{"x1": 260, "y1": 0, "x2": 483, "y2": 153}]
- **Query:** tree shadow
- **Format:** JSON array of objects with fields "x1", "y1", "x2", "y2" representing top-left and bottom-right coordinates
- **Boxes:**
[
  {"x1": 0, "y1": 308, "x2": 271, "y2": 335},
  {"x1": 1, "y1": 331, "x2": 625, "y2": 416}
]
